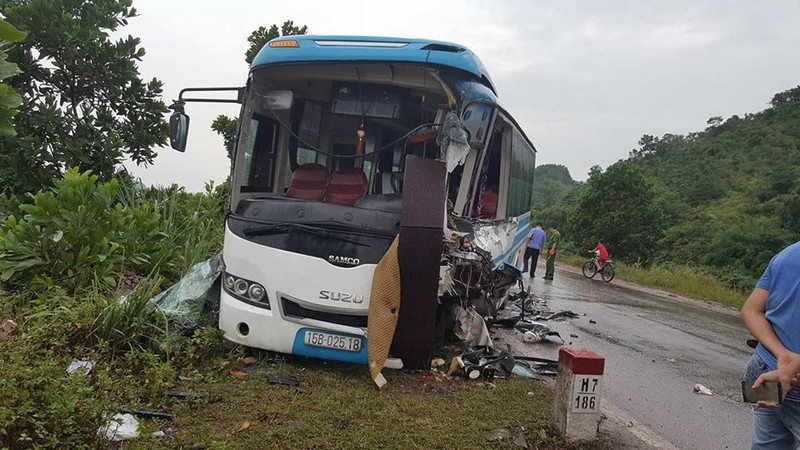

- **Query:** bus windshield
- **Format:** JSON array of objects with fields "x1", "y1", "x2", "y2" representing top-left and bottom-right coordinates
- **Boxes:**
[{"x1": 230, "y1": 63, "x2": 455, "y2": 220}]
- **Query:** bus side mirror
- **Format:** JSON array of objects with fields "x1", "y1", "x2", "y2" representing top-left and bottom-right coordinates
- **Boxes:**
[{"x1": 169, "y1": 109, "x2": 190, "y2": 152}]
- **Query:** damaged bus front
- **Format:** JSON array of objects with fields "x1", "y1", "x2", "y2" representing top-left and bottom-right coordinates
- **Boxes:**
[{"x1": 168, "y1": 35, "x2": 536, "y2": 366}]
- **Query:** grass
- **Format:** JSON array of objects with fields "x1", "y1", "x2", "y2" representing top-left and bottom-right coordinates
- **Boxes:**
[
  {"x1": 560, "y1": 254, "x2": 748, "y2": 309},
  {"x1": 122, "y1": 356, "x2": 610, "y2": 450}
]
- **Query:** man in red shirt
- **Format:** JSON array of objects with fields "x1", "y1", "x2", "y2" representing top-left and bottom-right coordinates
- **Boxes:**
[{"x1": 593, "y1": 239, "x2": 609, "y2": 272}]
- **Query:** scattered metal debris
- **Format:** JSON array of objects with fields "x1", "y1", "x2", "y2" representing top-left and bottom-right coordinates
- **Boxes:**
[{"x1": 454, "y1": 305, "x2": 493, "y2": 347}]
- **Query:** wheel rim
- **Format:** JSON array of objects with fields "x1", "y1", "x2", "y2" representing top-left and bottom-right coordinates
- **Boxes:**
[
  {"x1": 582, "y1": 261, "x2": 597, "y2": 279},
  {"x1": 601, "y1": 264, "x2": 614, "y2": 282}
]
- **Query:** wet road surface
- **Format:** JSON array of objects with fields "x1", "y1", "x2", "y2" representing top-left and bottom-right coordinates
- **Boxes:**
[{"x1": 498, "y1": 263, "x2": 753, "y2": 450}]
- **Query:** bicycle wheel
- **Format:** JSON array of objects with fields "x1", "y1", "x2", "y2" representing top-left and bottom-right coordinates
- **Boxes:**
[
  {"x1": 601, "y1": 263, "x2": 615, "y2": 282},
  {"x1": 582, "y1": 261, "x2": 597, "y2": 279}
]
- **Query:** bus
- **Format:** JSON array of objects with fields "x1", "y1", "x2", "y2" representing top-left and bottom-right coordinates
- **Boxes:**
[{"x1": 168, "y1": 35, "x2": 536, "y2": 366}]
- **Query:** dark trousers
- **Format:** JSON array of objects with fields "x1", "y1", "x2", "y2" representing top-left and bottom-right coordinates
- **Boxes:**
[{"x1": 523, "y1": 247, "x2": 540, "y2": 276}]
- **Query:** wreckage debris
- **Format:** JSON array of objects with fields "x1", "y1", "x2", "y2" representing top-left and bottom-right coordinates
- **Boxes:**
[
  {"x1": 67, "y1": 359, "x2": 94, "y2": 375},
  {"x1": 449, "y1": 347, "x2": 559, "y2": 381},
  {"x1": 269, "y1": 375, "x2": 301, "y2": 387},
  {"x1": 483, "y1": 428, "x2": 511, "y2": 442},
  {"x1": 693, "y1": 384, "x2": 714, "y2": 396},
  {"x1": 120, "y1": 409, "x2": 173, "y2": 420},
  {"x1": 0, "y1": 319, "x2": 18, "y2": 340},
  {"x1": 98, "y1": 413, "x2": 140, "y2": 442}
]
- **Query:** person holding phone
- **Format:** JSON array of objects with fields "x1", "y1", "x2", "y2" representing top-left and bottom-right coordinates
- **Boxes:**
[{"x1": 741, "y1": 241, "x2": 800, "y2": 449}]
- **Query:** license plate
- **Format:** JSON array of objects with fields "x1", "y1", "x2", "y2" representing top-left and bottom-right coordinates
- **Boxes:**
[{"x1": 303, "y1": 330, "x2": 362, "y2": 352}]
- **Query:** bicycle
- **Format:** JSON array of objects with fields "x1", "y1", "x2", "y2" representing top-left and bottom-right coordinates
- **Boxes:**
[{"x1": 582, "y1": 251, "x2": 615, "y2": 282}]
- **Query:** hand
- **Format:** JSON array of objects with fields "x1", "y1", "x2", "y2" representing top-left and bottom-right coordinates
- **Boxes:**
[
  {"x1": 753, "y1": 370, "x2": 782, "y2": 408},
  {"x1": 548, "y1": 248, "x2": 555, "y2": 256},
  {"x1": 754, "y1": 352, "x2": 800, "y2": 405}
]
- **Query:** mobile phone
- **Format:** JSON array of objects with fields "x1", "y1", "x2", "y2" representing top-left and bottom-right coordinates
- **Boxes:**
[{"x1": 742, "y1": 381, "x2": 782, "y2": 404}]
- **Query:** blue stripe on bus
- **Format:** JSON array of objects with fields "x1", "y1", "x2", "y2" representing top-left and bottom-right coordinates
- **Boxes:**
[{"x1": 292, "y1": 328, "x2": 367, "y2": 364}]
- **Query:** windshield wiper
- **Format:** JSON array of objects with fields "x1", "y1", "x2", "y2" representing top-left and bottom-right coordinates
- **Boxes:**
[{"x1": 244, "y1": 222, "x2": 370, "y2": 246}]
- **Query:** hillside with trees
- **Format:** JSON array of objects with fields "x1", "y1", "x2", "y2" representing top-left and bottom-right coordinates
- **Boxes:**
[{"x1": 545, "y1": 85, "x2": 800, "y2": 289}]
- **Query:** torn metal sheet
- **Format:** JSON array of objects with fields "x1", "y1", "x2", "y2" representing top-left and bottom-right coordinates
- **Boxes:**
[
  {"x1": 454, "y1": 306, "x2": 493, "y2": 348},
  {"x1": 470, "y1": 221, "x2": 520, "y2": 270}
]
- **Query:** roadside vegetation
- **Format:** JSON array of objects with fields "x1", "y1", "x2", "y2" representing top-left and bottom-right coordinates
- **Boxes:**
[
  {"x1": 535, "y1": 86, "x2": 800, "y2": 304},
  {"x1": 559, "y1": 254, "x2": 747, "y2": 308}
]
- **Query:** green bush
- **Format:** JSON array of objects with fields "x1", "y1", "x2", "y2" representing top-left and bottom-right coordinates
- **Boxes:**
[
  {"x1": 0, "y1": 169, "x2": 170, "y2": 293},
  {"x1": 0, "y1": 341, "x2": 109, "y2": 449},
  {"x1": 0, "y1": 169, "x2": 225, "y2": 296}
]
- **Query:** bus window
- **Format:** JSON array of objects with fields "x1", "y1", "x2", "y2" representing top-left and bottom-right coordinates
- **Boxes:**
[
  {"x1": 506, "y1": 128, "x2": 535, "y2": 217},
  {"x1": 461, "y1": 102, "x2": 493, "y2": 149},
  {"x1": 240, "y1": 113, "x2": 279, "y2": 192}
]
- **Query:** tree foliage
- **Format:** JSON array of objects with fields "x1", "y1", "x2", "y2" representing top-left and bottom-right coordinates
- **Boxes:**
[
  {"x1": 0, "y1": 0, "x2": 168, "y2": 195},
  {"x1": 213, "y1": 20, "x2": 308, "y2": 157},
  {"x1": 568, "y1": 163, "x2": 664, "y2": 261},
  {"x1": 0, "y1": 18, "x2": 26, "y2": 136},
  {"x1": 549, "y1": 85, "x2": 800, "y2": 287}
]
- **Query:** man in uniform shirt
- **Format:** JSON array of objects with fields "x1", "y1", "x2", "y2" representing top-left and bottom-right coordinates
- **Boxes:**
[
  {"x1": 544, "y1": 223, "x2": 561, "y2": 280},
  {"x1": 523, "y1": 222, "x2": 546, "y2": 277}
]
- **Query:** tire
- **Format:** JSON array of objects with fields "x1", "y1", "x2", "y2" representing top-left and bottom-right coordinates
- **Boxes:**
[
  {"x1": 582, "y1": 261, "x2": 597, "y2": 279},
  {"x1": 601, "y1": 263, "x2": 615, "y2": 282}
]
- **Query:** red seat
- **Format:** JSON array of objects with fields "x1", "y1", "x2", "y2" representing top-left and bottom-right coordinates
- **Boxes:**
[
  {"x1": 286, "y1": 163, "x2": 329, "y2": 201},
  {"x1": 324, "y1": 168, "x2": 368, "y2": 206},
  {"x1": 479, "y1": 187, "x2": 498, "y2": 219}
]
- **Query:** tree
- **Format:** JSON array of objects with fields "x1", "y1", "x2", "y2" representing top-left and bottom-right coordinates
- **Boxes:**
[
  {"x1": 210, "y1": 115, "x2": 237, "y2": 159},
  {"x1": 0, "y1": 18, "x2": 26, "y2": 136},
  {"x1": 212, "y1": 20, "x2": 308, "y2": 158},
  {"x1": 568, "y1": 162, "x2": 664, "y2": 262},
  {"x1": 0, "y1": 0, "x2": 168, "y2": 195}
]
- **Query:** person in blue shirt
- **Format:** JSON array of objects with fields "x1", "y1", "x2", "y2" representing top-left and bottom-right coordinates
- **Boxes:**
[
  {"x1": 741, "y1": 241, "x2": 800, "y2": 449},
  {"x1": 522, "y1": 222, "x2": 546, "y2": 277}
]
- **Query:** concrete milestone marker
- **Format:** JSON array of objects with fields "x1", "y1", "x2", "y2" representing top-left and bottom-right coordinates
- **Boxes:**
[{"x1": 554, "y1": 347, "x2": 605, "y2": 441}]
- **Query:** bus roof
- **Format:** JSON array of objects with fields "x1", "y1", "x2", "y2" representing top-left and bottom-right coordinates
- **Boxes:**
[{"x1": 251, "y1": 35, "x2": 496, "y2": 94}]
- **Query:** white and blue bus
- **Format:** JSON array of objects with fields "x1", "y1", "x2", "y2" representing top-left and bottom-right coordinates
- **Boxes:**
[{"x1": 169, "y1": 35, "x2": 536, "y2": 365}]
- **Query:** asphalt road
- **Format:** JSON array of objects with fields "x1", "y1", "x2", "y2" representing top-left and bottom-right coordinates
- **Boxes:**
[{"x1": 497, "y1": 262, "x2": 754, "y2": 450}]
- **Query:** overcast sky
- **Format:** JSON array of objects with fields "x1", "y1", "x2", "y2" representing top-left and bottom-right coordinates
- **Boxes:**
[{"x1": 125, "y1": 0, "x2": 800, "y2": 191}]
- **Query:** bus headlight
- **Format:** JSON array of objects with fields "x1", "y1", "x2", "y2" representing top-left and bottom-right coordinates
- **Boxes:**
[
  {"x1": 248, "y1": 284, "x2": 266, "y2": 301},
  {"x1": 222, "y1": 272, "x2": 270, "y2": 309}
]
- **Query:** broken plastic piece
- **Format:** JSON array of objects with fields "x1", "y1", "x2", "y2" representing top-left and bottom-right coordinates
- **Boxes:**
[
  {"x1": 98, "y1": 413, "x2": 140, "y2": 441},
  {"x1": 694, "y1": 384, "x2": 714, "y2": 395},
  {"x1": 119, "y1": 409, "x2": 173, "y2": 420},
  {"x1": 483, "y1": 428, "x2": 511, "y2": 442},
  {"x1": 0, "y1": 319, "x2": 17, "y2": 341},
  {"x1": 269, "y1": 375, "x2": 300, "y2": 387},
  {"x1": 67, "y1": 359, "x2": 94, "y2": 375},
  {"x1": 438, "y1": 111, "x2": 471, "y2": 173}
]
